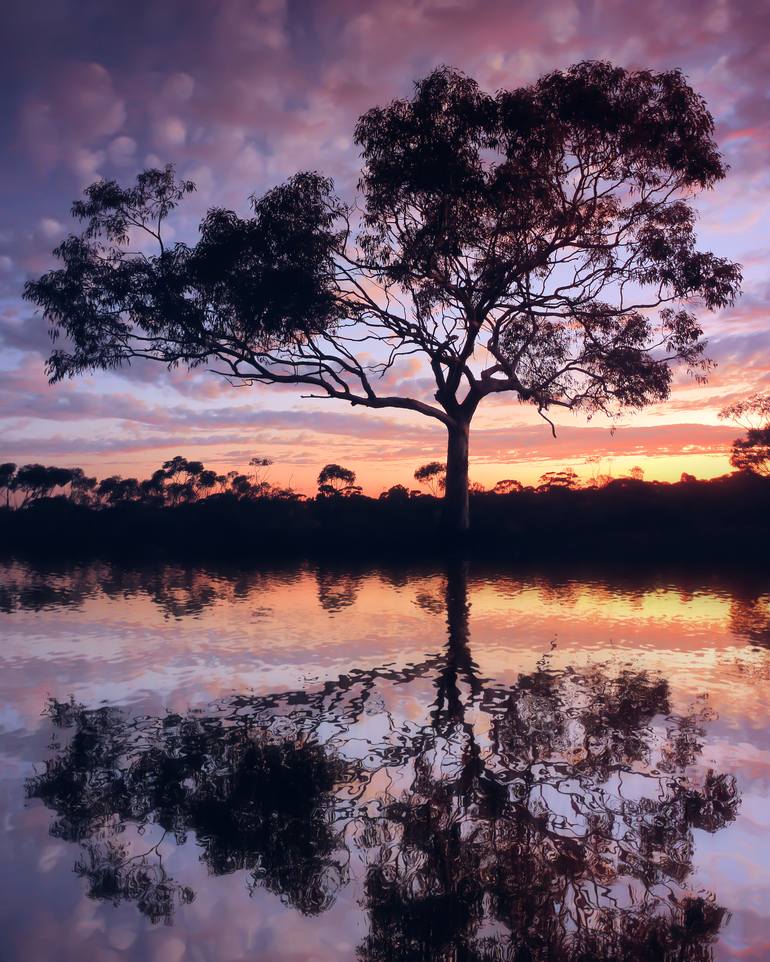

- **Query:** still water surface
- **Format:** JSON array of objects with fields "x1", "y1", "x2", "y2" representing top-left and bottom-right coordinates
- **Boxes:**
[{"x1": 1, "y1": 559, "x2": 769, "y2": 961}]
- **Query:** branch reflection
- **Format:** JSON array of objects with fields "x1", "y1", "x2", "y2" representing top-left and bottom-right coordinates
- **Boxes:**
[{"x1": 26, "y1": 564, "x2": 739, "y2": 958}]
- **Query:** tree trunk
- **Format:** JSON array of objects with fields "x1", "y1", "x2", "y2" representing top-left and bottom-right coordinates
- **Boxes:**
[{"x1": 443, "y1": 420, "x2": 470, "y2": 532}]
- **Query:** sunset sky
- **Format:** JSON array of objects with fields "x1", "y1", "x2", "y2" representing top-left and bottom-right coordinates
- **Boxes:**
[{"x1": 1, "y1": 0, "x2": 768, "y2": 494}]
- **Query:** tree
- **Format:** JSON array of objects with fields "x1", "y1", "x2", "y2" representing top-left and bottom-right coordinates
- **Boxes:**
[
  {"x1": 537, "y1": 467, "x2": 580, "y2": 491},
  {"x1": 158, "y1": 455, "x2": 208, "y2": 503},
  {"x1": 728, "y1": 429, "x2": 770, "y2": 476},
  {"x1": 379, "y1": 483, "x2": 410, "y2": 502},
  {"x1": 491, "y1": 478, "x2": 523, "y2": 495},
  {"x1": 0, "y1": 463, "x2": 16, "y2": 508},
  {"x1": 584, "y1": 454, "x2": 614, "y2": 488},
  {"x1": 139, "y1": 469, "x2": 166, "y2": 503},
  {"x1": 228, "y1": 473, "x2": 254, "y2": 499},
  {"x1": 720, "y1": 393, "x2": 770, "y2": 477},
  {"x1": 317, "y1": 463, "x2": 361, "y2": 497},
  {"x1": 249, "y1": 455, "x2": 274, "y2": 495},
  {"x1": 413, "y1": 460, "x2": 447, "y2": 496},
  {"x1": 628, "y1": 465, "x2": 645, "y2": 481},
  {"x1": 68, "y1": 467, "x2": 97, "y2": 505},
  {"x1": 25, "y1": 63, "x2": 741, "y2": 531},
  {"x1": 96, "y1": 475, "x2": 141, "y2": 505},
  {"x1": 13, "y1": 464, "x2": 74, "y2": 505},
  {"x1": 197, "y1": 468, "x2": 219, "y2": 493}
]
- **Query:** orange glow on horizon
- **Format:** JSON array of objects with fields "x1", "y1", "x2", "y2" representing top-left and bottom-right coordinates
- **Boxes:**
[{"x1": 54, "y1": 449, "x2": 735, "y2": 497}]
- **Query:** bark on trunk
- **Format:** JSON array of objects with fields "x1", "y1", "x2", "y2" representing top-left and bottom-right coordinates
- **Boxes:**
[{"x1": 442, "y1": 420, "x2": 470, "y2": 533}]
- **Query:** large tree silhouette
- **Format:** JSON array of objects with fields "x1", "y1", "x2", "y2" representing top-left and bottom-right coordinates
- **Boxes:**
[
  {"x1": 25, "y1": 63, "x2": 740, "y2": 530},
  {"x1": 25, "y1": 62, "x2": 740, "y2": 529}
]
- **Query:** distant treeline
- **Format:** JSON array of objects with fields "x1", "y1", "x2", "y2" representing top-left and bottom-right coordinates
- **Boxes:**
[
  {"x1": 0, "y1": 456, "x2": 295, "y2": 510},
  {"x1": 0, "y1": 454, "x2": 722, "y2": 509},
  {"x1": 1, "y1": 455, "x2": 769, "y2": 563}
]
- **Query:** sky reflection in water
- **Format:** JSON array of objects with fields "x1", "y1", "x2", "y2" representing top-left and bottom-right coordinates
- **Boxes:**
[{"x1": 1, "y1": 560, "x2": 769, "y2": 961}]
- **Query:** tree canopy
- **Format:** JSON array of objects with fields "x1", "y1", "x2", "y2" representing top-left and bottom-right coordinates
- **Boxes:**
[
  {"x1": 25, "y1": 61, "x2": 741, "y2": 530},
  {"x1": 317, "y1": 462, "x2": 361, "y2": 497}
]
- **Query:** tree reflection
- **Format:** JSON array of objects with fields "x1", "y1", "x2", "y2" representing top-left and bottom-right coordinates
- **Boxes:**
[
  {"x1": 360, "y1": 658, "x2": 735, "y2": 961},
  {"x1": 27, "y1": 564, "x2": 738, "y2": 957},
  {"x1": 729, "y1": 591, "x2": 770, "y2": 647},
  {"x1": 73, "y1": 836, "x2": 195, "y2": 925},
  {"x1": 315, "y1": 566, "x2": 364, "y2": 613},
  {"x1": 28, "y1": 701, "x2": 350, "y2": 921}
]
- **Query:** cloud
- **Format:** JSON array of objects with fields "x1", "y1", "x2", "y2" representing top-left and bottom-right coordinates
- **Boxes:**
[
  {"x1": 0, "y1": 309, "x2": 51, "y2": 356},
  {"x1": 151, "y1": 116, "x2": 187, "y2": 149},
  {"x1": 0, "y1": 354, "x2": 737, "y2": 464},
  {"x1": 17, "y1": 61, "x2": 126, "y2": 178},
  {"x1": 106, "y1": 135, "x2": 137, "y2": 166},
  {"x1": 37, "y1": 218, "x2": 63, "y2": 240}
]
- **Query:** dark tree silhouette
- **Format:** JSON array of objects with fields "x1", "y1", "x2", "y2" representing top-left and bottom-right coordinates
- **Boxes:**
[
  {"x1": 317, "y1": 463, "x2": 361, "y2": 497},
  {"x1": 537, "y1": 467, "x2": 580, "y2": 491},
  {"x1": 12, "y1": 464, "x2": 76, "y2": 505},
  {"x1": 414, "y1": 461, "x2": 447, "y2": 496},
  {"x1": 728, "y1": 429, "x2": 770, "y2": 476},
  {"x1": 379, "y1": 483, "x2": 411, "y2": 502},
  {"x1": 720, "y1": 393, "x2": 770, "y2": 477},
  {"x1": 492, "y1": 478, "x2": 523, "y2": 495},
  {"x1": 25, "y1": 63, "x2": 740, "y2": 531},
  {"x1": 0, "y1": 462, "x2": 16, "y2": 508},
  {"x1": 0, "y1": 454, "x2": 301, "y2": 511},
  {"x1": 96, "y1": 474, "x2": 141, "y2": 505},
  {"x1": 248, "y1": 455, "x2": 274, "y2": 495}
]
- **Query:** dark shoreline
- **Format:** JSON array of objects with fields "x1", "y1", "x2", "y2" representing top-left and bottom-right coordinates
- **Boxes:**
[{"x1": 1, "y1": 471, "x2": 767, "y2": 569}]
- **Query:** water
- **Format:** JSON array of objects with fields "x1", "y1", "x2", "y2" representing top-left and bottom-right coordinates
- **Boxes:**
[{"x1": 1, "y1": 558, "x2": 769, "y2": 961}]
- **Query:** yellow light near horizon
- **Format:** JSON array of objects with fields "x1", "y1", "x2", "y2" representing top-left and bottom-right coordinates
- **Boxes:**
[{"x1": 64, "y1": 448, "x2": 735, "y2": 497}]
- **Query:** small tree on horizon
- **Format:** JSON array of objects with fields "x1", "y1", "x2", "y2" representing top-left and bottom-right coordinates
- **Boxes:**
[
  {"x1": 317, "y1": 463, "x2": 361, "y2": 498},
  {"x1": 414, "y1": 461, "x2": 447, "y2": 497},
  {"x1": 537, "y1": 467, "x2": 580, "y2": 491},
  {"x1": 25, "y1": 62, "x2": 741, "y2": 531},
  {"x1": 249, "y1": 455, "x2": 274, "y2": 495},
  {"x1": 379, "y1": 483, "x2": 410, "y2": 503},
  {"x1": 492, "y1": 478, "x2": 523, "y2": 495},
  {"x1": 0, "y1": 463, "x2": 16, "y2": 509}
]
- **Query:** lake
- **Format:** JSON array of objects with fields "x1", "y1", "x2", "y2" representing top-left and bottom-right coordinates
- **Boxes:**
[{"x1": 1, "y1": 558, "x2": 769, "y2": 961}]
